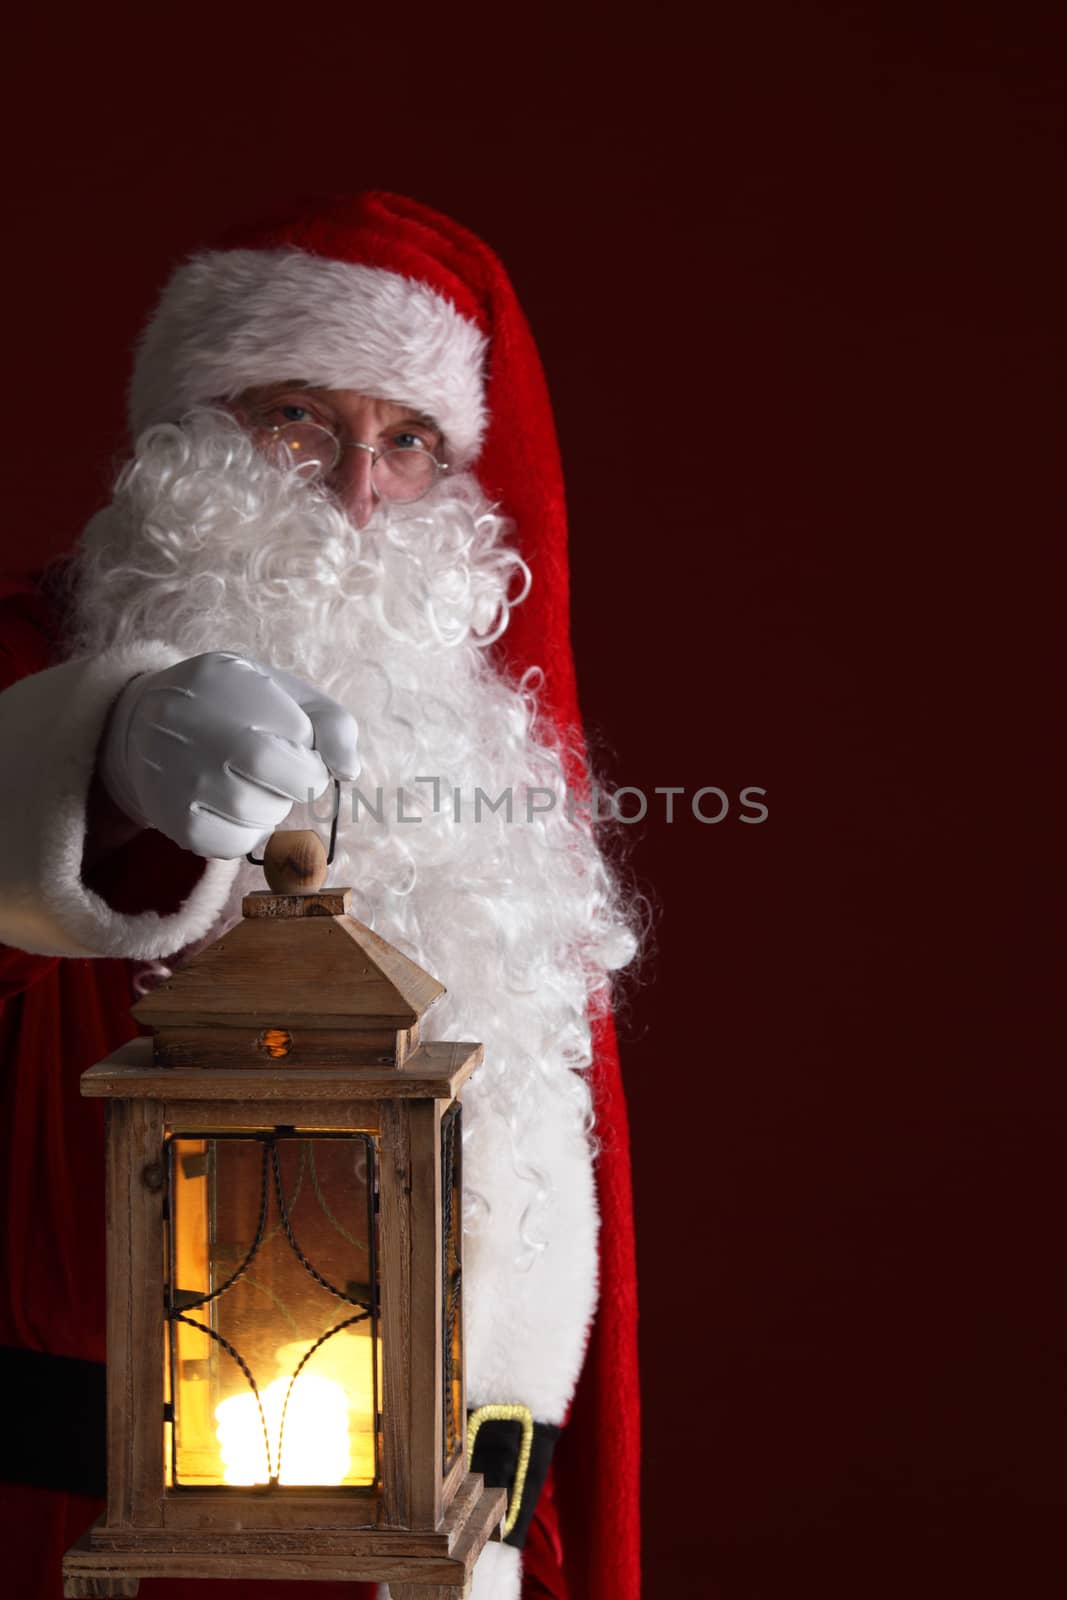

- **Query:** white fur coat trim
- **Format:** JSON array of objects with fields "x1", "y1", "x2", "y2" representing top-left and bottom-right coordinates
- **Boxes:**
[
  {"x1": 130, "y1": 250, "x2": 488, "y2": 465},
  {"x1": 461, "y1": 1111, "x2": 599, "y2": 1427},
  {"x1": 0, "y1": 646, "x2": 239, "y2": 959},
  {"x1": 379, "y1": 1540, "x2": 521, "y2": 1600}
]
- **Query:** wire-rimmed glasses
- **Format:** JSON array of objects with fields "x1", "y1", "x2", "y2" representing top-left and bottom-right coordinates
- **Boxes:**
[{"x1": 259, "y1": 420, "x2": 448, "y2": 503}]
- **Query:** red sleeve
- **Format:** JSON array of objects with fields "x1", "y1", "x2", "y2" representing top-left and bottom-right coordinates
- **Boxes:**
[{"x1": 555, "y1": 1008, "x2": 642, "y2": 1600}]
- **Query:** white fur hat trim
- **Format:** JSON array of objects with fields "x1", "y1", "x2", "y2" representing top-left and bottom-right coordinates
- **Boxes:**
[{"x1": 129, "y1": 249, "x2": 488, "y2": 464}]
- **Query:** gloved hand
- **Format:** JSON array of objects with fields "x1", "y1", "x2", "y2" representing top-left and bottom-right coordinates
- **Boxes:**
[{"x1": 98, "y1": 651, "x2": 360, "y2": 859}]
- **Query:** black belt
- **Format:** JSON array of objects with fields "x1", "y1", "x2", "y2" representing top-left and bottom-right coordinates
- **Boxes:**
[
  {"x1": 468, "y1": 1414, "x2": 560, "y2": 1549},
  {"x1": 0, "y1": 1347, "x2": 559, "y2": 1548},
  {"x1": 0, "y1": 1346, "x2": 106, "y2": 1497}
]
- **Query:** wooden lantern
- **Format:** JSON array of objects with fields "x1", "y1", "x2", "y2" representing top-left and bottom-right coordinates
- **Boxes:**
[{"x1": 62, "y1": 859, "x2": 505, "y2": 1598}]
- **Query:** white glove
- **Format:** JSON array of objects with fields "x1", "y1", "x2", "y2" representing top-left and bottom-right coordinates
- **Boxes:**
[{"x1": 98, "y1": 651, "x2": 360, "y2": 860}]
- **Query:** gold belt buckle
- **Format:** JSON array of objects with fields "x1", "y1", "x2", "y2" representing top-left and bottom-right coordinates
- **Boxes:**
[{"x1": 466, "y1": 1403, "x2": 534, "y2": 1540}]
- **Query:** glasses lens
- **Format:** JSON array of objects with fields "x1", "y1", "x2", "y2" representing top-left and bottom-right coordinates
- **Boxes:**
[
  {"x1": 266, "y1": 423, "x2": 339, "y2": 481},
  {"x1": 373, "y1": 449, "x2": 437, "y2": 503}
]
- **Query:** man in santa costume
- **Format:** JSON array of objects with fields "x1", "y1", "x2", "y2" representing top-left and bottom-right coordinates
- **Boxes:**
[{"x1": 0, "y1": 193, "x2": 640, "y2": 1600}]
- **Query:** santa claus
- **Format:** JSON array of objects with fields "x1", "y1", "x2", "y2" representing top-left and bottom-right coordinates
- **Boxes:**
[{"x1": 0, "y1": 193, "x2": 640, "y2": 1600}]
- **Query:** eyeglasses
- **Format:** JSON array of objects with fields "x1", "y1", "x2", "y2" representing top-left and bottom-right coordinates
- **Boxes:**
[{"x1": 258, "y1": 420, "x2": 449, "y2": 504}]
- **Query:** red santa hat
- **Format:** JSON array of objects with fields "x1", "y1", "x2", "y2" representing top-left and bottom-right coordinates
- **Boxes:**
[{"x1": 130, "y1": 192, "x2": 640, "y2": 1600}]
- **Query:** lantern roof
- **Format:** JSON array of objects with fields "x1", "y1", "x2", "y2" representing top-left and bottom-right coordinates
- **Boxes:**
[{"x1": 133, "y1": 888, "x2": 445, "y2": 1035}]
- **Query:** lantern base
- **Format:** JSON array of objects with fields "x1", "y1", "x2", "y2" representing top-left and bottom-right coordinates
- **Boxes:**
[
  {"x1": 62, "y1": 1473, "x2": 505, "y2": 1597},
  {"x1": 62, "y1": 1582, "x2": 473, "y2": 1600},
  {"x1": 62, "y1": 1580, "x2": 140, "y2": 1600},
  {"x1": 61, "y1": 1580, "x2": 473, "y2": 1600}
]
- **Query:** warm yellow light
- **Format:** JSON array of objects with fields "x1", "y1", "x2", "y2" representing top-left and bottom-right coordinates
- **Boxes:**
[{"x1": 215, "y1": 1374, "x2": 350, "y2": 1486}]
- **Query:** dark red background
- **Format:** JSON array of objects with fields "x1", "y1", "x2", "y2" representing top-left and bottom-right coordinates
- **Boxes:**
[{"x1": 2, "y1": 5, "x2": 1062, "y2": 1597}]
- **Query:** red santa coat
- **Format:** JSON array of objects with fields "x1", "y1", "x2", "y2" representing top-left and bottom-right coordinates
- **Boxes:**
[{"x1": 0, "y1": 574, "x2": 640, "y2": 1600}]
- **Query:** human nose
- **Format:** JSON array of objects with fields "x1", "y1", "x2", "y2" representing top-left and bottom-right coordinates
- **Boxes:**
[{"x1": 330, "y1": 442, "x2": 378, "y2": 529}]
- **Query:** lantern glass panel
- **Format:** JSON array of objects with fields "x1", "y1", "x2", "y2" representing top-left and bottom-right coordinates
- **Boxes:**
[{"x1": 165, "y1": 1131, "x2": 380, "y2": 1490}]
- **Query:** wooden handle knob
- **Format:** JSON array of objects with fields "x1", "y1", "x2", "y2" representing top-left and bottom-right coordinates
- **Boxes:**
[{"x1": 262, "y1": 830, "x2": 328, "y2": 894}]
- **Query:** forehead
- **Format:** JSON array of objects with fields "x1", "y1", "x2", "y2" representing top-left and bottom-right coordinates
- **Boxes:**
[{"x1": 236, "y1": 382, "x2": 440, "y2": 433}]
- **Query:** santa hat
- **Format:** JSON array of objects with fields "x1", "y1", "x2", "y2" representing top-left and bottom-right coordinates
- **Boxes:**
[
  {"x1": 130, "y1": 192, "x2": 640, "y2": 1600},
  {"x1": 129, "y1": 191, "x2": 580, "y2": 748}
]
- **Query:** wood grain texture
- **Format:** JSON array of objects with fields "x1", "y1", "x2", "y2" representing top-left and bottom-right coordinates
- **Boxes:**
[
  {"x1": 65, "y1": 1477, "x2": 505, "y2": 1586},
  {"x1": 436, "y1": 1470, "x2": 484, "y2": 1548},
  {"x1": 161, "y1": 1098, "x2": 382, "y2": 1133},
  {"x1": 444, "y1": 1479, "x2": 507, "y2": 1568},
  {"x1": 408, "y1": 1098, "x2": 444, "y2": 1530},
  {"x1": 442, "y1": 1439, "x2": 467, "y2": 1512},
  {"x1": 243, "y1": 888, "x2": 351, "y2": 918},
  {"x1": 390, "y1": 1584, "x2": 471, "y2": 1599},
  {"x1": 95, "y1": 1469, "x2": 488, "y2": 1555},
  {"x1": 339, "y1": 917, "x2": 446, "y2": 1019},
  {"x1": 133, "y1": 912, "x2": 444, "y2": 1029},
  {"x1": 63, "y1": 1575, "x2": 140, "y2": 1598},
  {"x1": 150, "y1": 1025, "x2": 406, "y2": 1070},
  {"x1": 260, "y1": 830, "x2": 328, "y2": 894},
  {"x1": 379, "y1": 1100, "x2": 412, "y2": 1529},
  {"x1": 105, "y1": 1099, "x2": 166, "y2": 1530},
  {"x1": 66, "y1": 1551, "x2": 473, "y2": 1585},
  {"x1": 160, "y1": 1493, "x2": 380, "y2": 1533},
  {"x1": 83, "y1": 1040, "x2": 483, "y2": 1102}
]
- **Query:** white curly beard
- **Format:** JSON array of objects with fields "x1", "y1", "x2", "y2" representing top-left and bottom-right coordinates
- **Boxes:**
[{"x1": 66, "y1": 412, "x2": 635, "y2": 1592}]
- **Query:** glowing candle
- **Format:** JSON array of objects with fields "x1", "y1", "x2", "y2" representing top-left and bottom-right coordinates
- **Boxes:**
[{"x1": 215, "y1": 1373, "x2": 351, "y2": 1486}]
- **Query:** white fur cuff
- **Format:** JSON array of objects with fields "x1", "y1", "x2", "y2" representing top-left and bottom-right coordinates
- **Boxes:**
[{"x1": 0, "y1": 646, "x2": 239, "y2": 959}]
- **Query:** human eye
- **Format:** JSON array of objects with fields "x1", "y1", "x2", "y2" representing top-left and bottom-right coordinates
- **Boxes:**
[
  {"x1": 255, "y1": 394, "x2": 330, "y2": 430},
  {"x1": 390, "y1": 426, "x2": 441, "y2": 455},
  {"x1": 262, "y1": 401, "x2": 319, "y2": 427}
]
